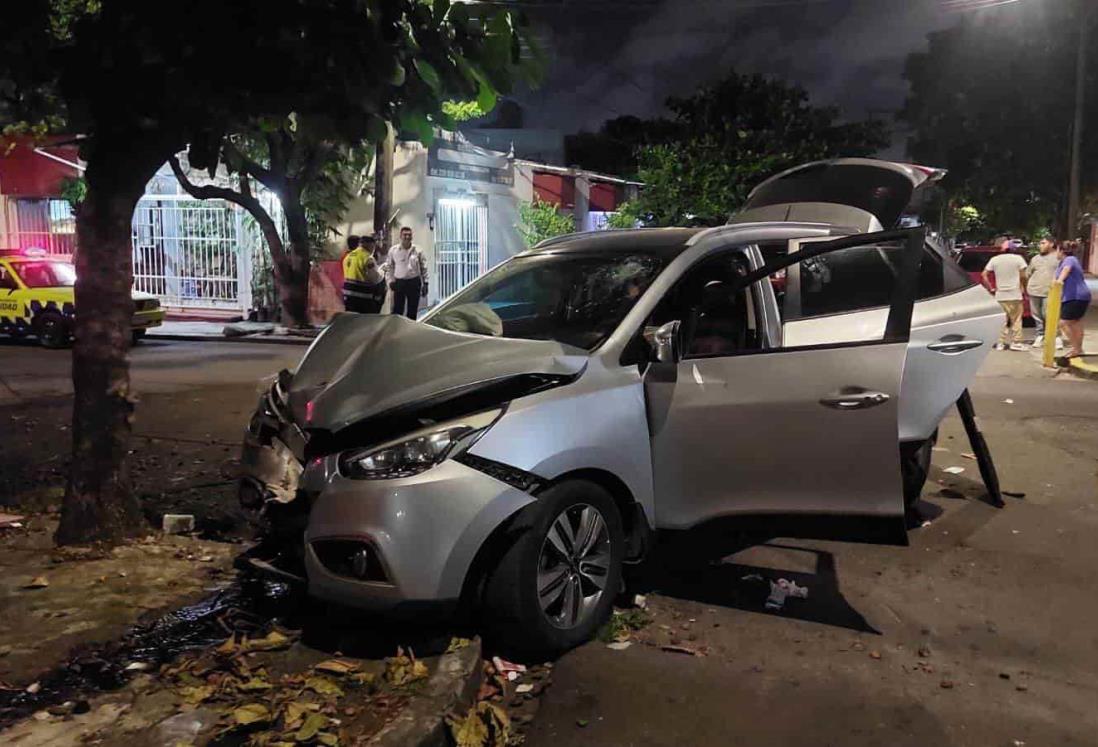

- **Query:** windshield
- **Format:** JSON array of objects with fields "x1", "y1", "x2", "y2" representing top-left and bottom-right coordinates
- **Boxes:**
[
  {"x1": 425, "y1": 252, "x2": 667, "y2": 350},
  {"x1": 16, "y1": 261, "x2": 76, "y2": 288}
]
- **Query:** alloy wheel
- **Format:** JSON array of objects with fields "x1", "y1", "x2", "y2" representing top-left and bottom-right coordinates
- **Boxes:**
[{"x1": 537, "y1": 503, "x2": 612, "y2": 629}]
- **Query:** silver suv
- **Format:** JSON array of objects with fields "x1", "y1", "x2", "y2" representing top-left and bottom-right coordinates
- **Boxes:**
[{"x1": 239, "y1": 159, "x2": 1001, "y2": 653}]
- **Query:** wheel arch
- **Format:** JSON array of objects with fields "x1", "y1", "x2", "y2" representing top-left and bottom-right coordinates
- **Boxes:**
[{"x1": 456, "y1": 467, "x2": 651, "y2": 619}]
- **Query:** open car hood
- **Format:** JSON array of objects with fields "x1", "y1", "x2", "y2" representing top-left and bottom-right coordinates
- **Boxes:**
[
  {"x1": 287, "y1": 313, "x2": 587, "y2": 434},
  {"x1": 731, "y1": 158, "x2": 946, "y2": 231}
]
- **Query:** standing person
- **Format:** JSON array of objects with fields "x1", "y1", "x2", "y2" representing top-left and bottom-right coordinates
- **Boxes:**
[
  {"x1": 388, "y1": 226, "x2": 429, "y2": 320},
  {"x1": 1026, "y1": 237, "x2": 1061, "y2": 348},
  {"x1": 341, "y1": 235, "x2": 386, "y2": 313},
  {"x1": 982, "y1": 237, "x2": 1029, "y2": 351},
  {"x1": 1055, "y1": 240, "x2": 1092, "y2": 360}
]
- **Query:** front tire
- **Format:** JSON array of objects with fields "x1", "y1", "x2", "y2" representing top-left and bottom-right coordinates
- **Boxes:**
[
  {"x1": 131, "y1": 329, "x2": 147, "y2": 345},
  {"x1": 483, "y1": 480, "x2": 624, "y2": 657},
  {"x1": 34, "y1": 312, "x2": 70, "y2": 349}
]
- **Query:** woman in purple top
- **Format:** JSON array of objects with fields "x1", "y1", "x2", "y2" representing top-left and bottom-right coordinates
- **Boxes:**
[{"x1": 1055, "y1": 240, "x2": 1092, "y2": 359}]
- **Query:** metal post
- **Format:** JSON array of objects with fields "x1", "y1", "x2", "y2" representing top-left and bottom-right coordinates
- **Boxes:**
[
  {"x1": 1042, "y1": 281, "x2": 1063, "y2": 367},
  {"x1": 1066, "y1": 0, "x2": 1088, "y2": 239}
]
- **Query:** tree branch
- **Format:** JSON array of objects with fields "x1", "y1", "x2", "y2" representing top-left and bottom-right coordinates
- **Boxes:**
[
  {"x1": 223, "y1": 140, "x2": 280, "y2": 193},
  {"x1": 168, "y1": 155, "x2": 286, "y2": 265}
]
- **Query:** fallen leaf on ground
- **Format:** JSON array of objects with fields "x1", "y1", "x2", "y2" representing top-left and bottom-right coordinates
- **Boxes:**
[
  {"x1": 179, "y1": 684, "x2": 215, "y2": 705},
  {"x1": 384, "y1": 649, "x2": 429, "y2": 687},
  {"x1": 661, "y1": 644, "x2": 701, "y2": 656},
  {"x1": 448, "y1": 701, "x2": 510, "y2": 747},
  {"x1": 314, "y1": 659, "x2": 358, "y2": 676},
  {"x1": 245, "y1": 630, "x2": 293, "y2": 652},
  {"x1": 305, "y1": 676, "x2": 344, "y2": 698},
  {"x1": 23, "y1": 576, "x2": 49, "y2": 590},
  {"x1": 294, "y1": 711, "x2": 329, "y2": 741},
  {"x1": 446, "y1": 637, "x2": 474, "y2": 653},
  {"x1": 238, "y1": 676, "x2": 273, "y2": 691},
  {"x1": 450, "y1": 708, "x2": 489, "y2": 747},
  {"x1": 960, "y1": 452, "x2": 977, "y2": 460},
  {"x1": 232, "y1": 703, "x2": 270, "y2": 726}
]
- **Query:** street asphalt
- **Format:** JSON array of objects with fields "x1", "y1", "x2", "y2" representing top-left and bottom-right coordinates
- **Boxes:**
[{"x1": 0, "y1": 337, "x2": 302, "y2": 404}]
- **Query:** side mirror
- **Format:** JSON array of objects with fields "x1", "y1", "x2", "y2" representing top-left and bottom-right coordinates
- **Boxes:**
[{"x1": 653, "y1": 320, "x2": 683, "y2": 363}]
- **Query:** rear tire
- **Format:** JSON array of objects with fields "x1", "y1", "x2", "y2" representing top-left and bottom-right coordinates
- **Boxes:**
[
  {"x1": 131, "y1": 329, "x2": 147, "y2": 345},
  {"x1": 900, "y1": 430, "x2": 937, "y2": 509},
  {"x1": 34, "y1": 312, "x2": 70, "y2": 349},
  {"x1": 483, "y1": 479, "x2": 624, "y2": 657}
]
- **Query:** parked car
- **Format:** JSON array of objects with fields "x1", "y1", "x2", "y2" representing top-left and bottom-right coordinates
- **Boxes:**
[
  {"x1": 238, "y1": 159, "x2": 1001, "y2": 654},
  {"x1": 956, "y1": 245, "x2": 1033, "y2": 324},
  {"x1": 0, "y1": 248, "x2": 165, "y2": 347}
]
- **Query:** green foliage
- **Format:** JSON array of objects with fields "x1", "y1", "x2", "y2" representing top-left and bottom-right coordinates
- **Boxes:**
[
  {"x1": 900, "y1": 3, "x2": 1096, "y2": 237},
  {"x1": 442, "y1": 100, "x2": 487, "y2": 123},
  {"x1": 597, "y1": 607, "x2": 652, "y2": 643},
  {"x1": 606, "y1": 201, "x2": 642, "y2": 229},
  {"x1": 59, "y1": 175, "x2": 87, "y2": 208},
  {"x1": 607, "y1": 71, "x2": 887, "y2": 226},
  {"x1": 517, "y1": 198, "x2": 575, "y2": 247}
]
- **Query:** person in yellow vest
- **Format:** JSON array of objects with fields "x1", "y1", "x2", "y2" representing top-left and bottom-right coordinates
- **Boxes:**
[{"x1": 342, "y1": 235, "x2": 387, "y2": 313}]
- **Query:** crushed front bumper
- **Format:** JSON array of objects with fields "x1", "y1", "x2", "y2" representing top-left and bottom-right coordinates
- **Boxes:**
[
  {"x1": 238, "y1": 409, "x2": 537, "y2": 611},
  {"x1": 301, "y1": 456, "x2": 536, "y2": 610}
]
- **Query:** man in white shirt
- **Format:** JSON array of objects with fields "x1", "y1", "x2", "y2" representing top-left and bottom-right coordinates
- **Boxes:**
[
  {"x1": 387, "y1": 226, "x2": 429, "y2": 319},
  {"x1": 982, "y1": 237, "x2": 1029, "y2": 351}
]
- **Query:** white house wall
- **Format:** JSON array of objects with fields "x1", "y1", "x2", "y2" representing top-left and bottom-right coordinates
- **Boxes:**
[{"x1": 333, "y1": 140, "x2": 535, "y2": 307}]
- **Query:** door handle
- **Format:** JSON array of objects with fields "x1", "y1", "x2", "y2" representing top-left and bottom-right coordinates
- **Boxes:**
[
  {"x1": 819, "y1": 390, "x2": 891, "y2": 410},
  {"x1": 927, "y1": 338, "x2": 983, "y2": 355}
]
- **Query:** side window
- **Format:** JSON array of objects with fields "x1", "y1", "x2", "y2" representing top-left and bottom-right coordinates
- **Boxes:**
[
  {"x1": 783, "y1": 240, "x2": 955, "y2": 321},
  {"x1": 645, "y1": 250, "x2": 760, "y2": 358},
  {"x1": 0, "y1": 267, "x2": 16, "y2": 290},
  {"x1": 789, "y1": 241, "x2": 906, "y2": 320}
]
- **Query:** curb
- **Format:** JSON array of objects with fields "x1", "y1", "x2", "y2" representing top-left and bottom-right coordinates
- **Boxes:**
[
  {"x1": 1068, "y1": 355, "x2": 1098, "y2": 381},
  {"x1": 144, "y1": 333, "x2": 312, "y2": 346},
  {"x1": 369, "y1": 638, "x2": 483, "y2": 747}
]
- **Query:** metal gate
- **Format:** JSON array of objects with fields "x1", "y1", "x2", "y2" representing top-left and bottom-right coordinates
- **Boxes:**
[
  {"x1": 4, "y1": 198, "x2": 77, "y2": 255},
  {"x1": 434, "y1": 197, "x2": 488, "y2": 301},
  {"x1": 131, "y1": 196, "x2": 252, "y2": 311}
]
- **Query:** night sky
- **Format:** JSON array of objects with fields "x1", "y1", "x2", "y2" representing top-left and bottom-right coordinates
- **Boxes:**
[{"x1": 507, "y1": 0, "x2": 1019, "y2": 150}]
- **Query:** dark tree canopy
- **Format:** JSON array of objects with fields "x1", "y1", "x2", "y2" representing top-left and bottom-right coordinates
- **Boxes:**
[
  {"x1": 901, "y1": 1, "x2": 1096, "y2": 238},
  {"x1": 568, "y1": 71, "x2": 887, "y2": 226}
]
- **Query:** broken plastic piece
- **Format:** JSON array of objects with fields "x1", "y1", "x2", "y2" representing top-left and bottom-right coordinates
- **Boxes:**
[
  {"x1": 162, "y1": 514, "x2": 196, "y2": 534},
  {"x1": 765, "y1": 578, "x2": 808, "y2": 610}
]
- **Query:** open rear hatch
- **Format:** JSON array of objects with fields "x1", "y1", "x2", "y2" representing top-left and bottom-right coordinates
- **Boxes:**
[{"x1": 731, "y1": 158, "x2": 946, "y2": 232}]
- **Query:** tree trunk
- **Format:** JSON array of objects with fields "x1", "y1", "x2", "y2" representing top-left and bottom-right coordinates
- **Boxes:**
[
  {"x1": 278, "y1": 198, "x2": 312, "y2": 327},
  {"x1": 374, "y1": 124, "x2": 395, "y2": 248},
  {"x1": 55, "y1": 137, "x2": 170, "y2": 546}
]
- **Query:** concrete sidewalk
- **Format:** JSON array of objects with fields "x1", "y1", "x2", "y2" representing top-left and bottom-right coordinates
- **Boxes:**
[{"x1": 146, "y1": 320, "x2": 315, "y2": 345}]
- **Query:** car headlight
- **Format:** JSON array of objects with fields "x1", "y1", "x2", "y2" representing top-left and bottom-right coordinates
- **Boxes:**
[{"x1": 338, "y1": 409, "x2": 502, "y2": 480}]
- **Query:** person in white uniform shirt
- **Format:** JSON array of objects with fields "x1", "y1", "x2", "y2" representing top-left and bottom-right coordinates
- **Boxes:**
[{"x1": 387, "y1": 226, "x2": 428, "y2": 319}]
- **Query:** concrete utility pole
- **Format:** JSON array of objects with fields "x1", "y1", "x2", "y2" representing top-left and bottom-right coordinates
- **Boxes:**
[
  {"x1": 1066, "y1": 0, "x2": 1089, "y2": 239},
  {"x1": 374, "y1": 123, "x2": 395, "y2": 248}
]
